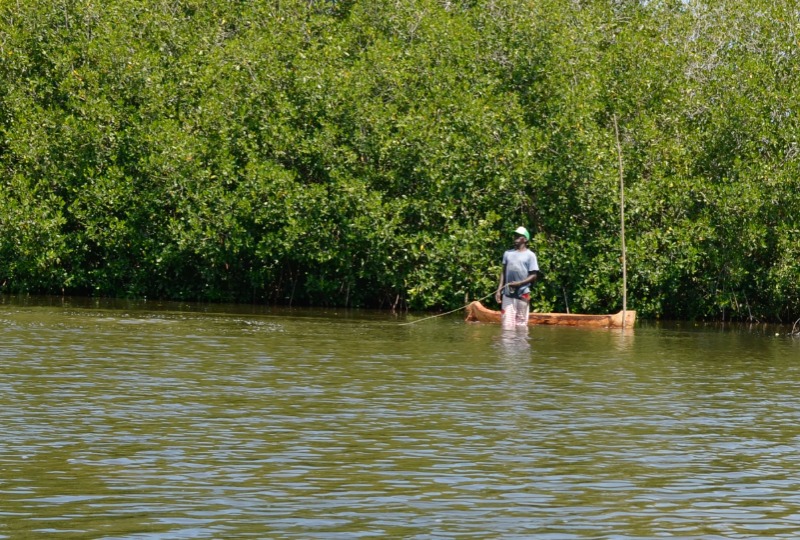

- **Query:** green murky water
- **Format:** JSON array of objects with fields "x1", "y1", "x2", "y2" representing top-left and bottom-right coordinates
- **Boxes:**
[{"x1": 1, "y1": 296, "x2": 800, "y2": 539}]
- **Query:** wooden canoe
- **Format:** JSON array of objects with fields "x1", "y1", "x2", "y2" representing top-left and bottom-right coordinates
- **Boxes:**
[{"x1": 465, "y1": 301, "x2": 636, "y2": 328}]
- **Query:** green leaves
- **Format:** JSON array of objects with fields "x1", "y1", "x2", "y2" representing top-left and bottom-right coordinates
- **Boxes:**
[{"x1": 0, "y1": 0, "x2": 798, "y2": 320}]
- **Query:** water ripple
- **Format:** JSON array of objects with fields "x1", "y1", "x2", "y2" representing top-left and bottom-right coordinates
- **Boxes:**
[{"x1": 2, "y1": 308, "x2": 800, "y2": 538}]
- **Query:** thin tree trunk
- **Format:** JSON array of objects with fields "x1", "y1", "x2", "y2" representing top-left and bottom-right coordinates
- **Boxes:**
[{"x1": 613, "y1": 114, "x2": 628, "y2": 324}]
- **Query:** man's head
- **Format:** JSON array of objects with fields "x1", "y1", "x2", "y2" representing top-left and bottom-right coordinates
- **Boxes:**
[{"x1": 513, "y1": 226, "x2": 530, "y2": 248}]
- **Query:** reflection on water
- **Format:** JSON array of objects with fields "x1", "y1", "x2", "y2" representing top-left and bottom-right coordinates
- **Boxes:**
[
  {"x1": 496, "y1": 324, "x2": 530, "y2": 356},
  {"x1": 1, "y1": 296, "x2": 800, "y2": 539}
]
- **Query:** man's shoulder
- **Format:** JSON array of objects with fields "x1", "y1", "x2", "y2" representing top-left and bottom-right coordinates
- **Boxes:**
[
  {"x1": 508, "y1": 248, "x2": 534, "y2": 256},
  {"x1": 518, "y1": 249, "x2": 537, "y2": 264}
]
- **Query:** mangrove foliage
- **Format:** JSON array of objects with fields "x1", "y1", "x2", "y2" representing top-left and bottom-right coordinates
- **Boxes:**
[{"x1": 1, "y1": 0, "x2": 799, "y2": 321}]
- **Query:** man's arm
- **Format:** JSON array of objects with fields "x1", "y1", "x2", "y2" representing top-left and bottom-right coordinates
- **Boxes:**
[
  {"x1": 495, "y1": 264, "x2": 507, "y2": 304},
  {"x1": 508, "y1": 271, "x2": 537, "y2": 289}
]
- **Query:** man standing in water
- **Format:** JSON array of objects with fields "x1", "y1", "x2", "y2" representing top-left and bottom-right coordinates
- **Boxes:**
[{"x1": 495, "y1": 226, "x2": 539, "y2": 328}]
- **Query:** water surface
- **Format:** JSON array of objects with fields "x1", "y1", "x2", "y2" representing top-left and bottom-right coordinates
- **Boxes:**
[{"x1": 1, "y1": 297, "x2": 800, "y2": 538}]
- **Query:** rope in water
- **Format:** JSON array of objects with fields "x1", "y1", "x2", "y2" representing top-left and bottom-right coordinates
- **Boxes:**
[{"x1": 399, "y1": 291, "x2": 495, "y2": 326}]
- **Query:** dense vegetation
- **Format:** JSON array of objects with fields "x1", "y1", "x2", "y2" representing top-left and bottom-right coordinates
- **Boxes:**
[{"x1": 1, "y1": 0, "x2": 798, "y2": 321}]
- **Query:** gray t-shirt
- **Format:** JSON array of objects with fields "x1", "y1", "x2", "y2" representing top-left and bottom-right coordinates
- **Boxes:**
[{"x1": 502, "y1": 248, "x2": 539, "y2": 297}]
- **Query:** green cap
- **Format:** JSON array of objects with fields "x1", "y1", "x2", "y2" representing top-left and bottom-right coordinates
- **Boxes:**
[{"x1": 513, "y1": 226, "x2": 530, "y2": 241}]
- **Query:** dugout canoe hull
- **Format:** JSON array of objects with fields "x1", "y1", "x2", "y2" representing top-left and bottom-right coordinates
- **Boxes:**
[{"x1": 465, "y1": 301, "x2": 636, "y2": 329}]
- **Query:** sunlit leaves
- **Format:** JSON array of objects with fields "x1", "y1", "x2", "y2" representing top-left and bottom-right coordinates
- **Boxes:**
[{"x1": 0, "y1": 0, "x2": 798, "y2": 320}]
